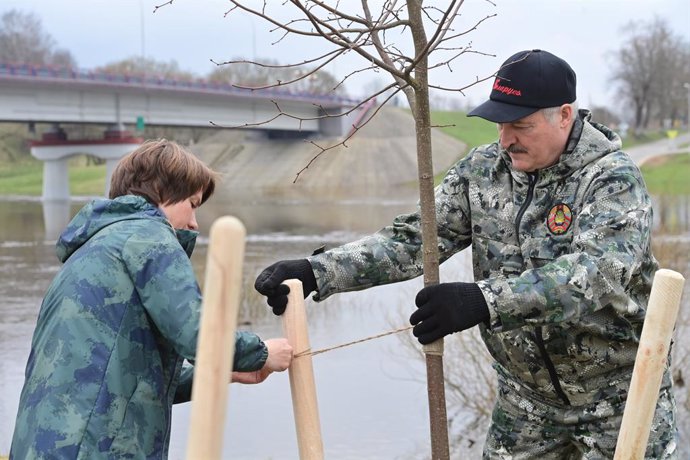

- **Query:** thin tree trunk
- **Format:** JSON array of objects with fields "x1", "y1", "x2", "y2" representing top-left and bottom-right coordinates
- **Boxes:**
[{"x1": 407, "y1": 1, "x2": 450, "y2": 458}]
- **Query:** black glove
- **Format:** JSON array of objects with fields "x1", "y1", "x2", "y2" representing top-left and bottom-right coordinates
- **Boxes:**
[
  {"x1": 254, "y1": 259, "x2": 317, "y2": 315},
  {"x1": 409, "y1": 282, "x2": 489, "y2": 345}
]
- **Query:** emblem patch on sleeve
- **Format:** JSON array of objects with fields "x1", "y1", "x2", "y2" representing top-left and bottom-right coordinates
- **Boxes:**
[{"x1": 547, "y1": 203, "x2": 573, "y2": 235}]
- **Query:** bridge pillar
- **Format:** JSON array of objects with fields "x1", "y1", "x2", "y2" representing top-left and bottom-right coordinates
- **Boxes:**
[
  {"x1": 41, "y1": 158, "x2": 70, "y2": 201},
  {"x1": 30, "y1": 125, "x2": 143, "y2": 201}
]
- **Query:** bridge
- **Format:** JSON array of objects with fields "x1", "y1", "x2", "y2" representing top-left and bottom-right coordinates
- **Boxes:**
[
  {"x1": 0, "y1": 62, "x2": 360, "y2": 203},
  {"x1": 0, "y1": 62, "x2": 356, "y2": 134}
]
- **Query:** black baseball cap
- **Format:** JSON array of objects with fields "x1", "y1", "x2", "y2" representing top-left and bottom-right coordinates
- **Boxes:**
[{"x1": 467, "y1": 49, "x2": 576, "y2": 123}]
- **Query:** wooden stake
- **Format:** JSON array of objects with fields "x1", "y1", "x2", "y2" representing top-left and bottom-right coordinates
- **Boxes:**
[
  {"x1": 282, "y1": 279, "x2": 324, "y2": 460},
  {"x1": 614, "y1": 269, "x2": 685, "y2": 460},
  {"x1": 186, "y1": 216, "x2": 246, "y2": 460}
]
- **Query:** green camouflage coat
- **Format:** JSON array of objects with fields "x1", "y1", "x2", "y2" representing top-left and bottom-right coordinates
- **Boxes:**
[
  {"x1": 309, "y1": 111, "x2": 664, "y2": 407},
  {"x1": 11, "y1": 195, "x2": 267, "y2": 459}
]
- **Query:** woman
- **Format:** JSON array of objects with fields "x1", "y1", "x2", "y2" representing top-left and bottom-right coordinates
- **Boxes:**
[{"x1": 11, "y1": 139, "x2": 292, "y2": 459}]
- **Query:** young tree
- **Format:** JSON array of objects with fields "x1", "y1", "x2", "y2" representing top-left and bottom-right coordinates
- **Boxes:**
[{"x1": 158, "y1": 1, "x2": 497, "y2": 457}]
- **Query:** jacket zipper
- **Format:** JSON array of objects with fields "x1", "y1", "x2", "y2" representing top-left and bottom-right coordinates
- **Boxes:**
[
  {"x1": 535, "y1": 327, "x2": 571, "y2": 405},
  {"x1": 514, "y1": 172, "x2": 571, "y2": 406},
  {"x1": 514, "y1": 173, "x2": 537, "y2": 240}
]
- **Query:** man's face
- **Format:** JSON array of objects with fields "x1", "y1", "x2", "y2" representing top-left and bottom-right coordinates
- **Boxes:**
[{"x1": 497, "y1": 107, "x2": 571, "y2": 172}]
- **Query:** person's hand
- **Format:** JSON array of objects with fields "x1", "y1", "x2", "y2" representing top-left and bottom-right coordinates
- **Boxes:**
[
  {"x1": 409, "y1": 282, "x2": 490, "y2": 344},
  {"x1": 254, "y1": 259, "x2": 317, "y2": 315},
  {"x1": 230, "y1": 338, "x2": 293, "y2": 384},
  {"x1": 263, "y1": 338, "x2": 293, "y2": 372}
]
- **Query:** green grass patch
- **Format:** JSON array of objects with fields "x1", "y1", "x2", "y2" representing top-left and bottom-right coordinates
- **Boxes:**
[
  {"x1": 430, "y1": 110, "x2": 498, "y2": 184},
  {"x1": 621, "y1": 131, "x2": 666, "y2": 149},
  {"x1": 69, "y1": 163, "x2": 107, "y2": 195},
  {"x1": 431, "y1": 111, "x2": 498, "y2": 150},
  {"x1": 0, "y1": 159, "x2": 44, "y2": 195},
  {"x1": 640, "y1": 153, "x2": 690, "y2": 195},
  {"x1": 0, "y1": 157, "x2": 106, "y2": 196}
]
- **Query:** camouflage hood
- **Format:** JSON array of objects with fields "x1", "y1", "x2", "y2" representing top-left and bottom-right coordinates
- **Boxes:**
[{"x1": 56, "y1": 194, "x2": 198, "y2": 262}]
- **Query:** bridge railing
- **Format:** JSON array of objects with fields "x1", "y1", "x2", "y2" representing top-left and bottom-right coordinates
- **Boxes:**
[{"x1": 0, "y1": 62, "x2": 357, "y2": 106}]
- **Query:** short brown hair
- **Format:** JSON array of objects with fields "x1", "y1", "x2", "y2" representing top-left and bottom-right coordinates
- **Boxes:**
[{"x1": 109, "y1": 139, "x2": 217, "y2": 206}]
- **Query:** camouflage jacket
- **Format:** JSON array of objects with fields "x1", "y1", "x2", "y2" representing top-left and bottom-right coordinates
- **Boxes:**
[
  {"x1": 309, "y1": 111, "x2": 661, "y2": 407},
  {"x1": 11, "y1": 195, "x2": 267, "y2": 459}
]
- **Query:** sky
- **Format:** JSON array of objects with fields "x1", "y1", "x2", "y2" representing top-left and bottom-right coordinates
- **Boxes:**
[{"x1": 1, "y1": 0, "x2": 689, "y2": 113}]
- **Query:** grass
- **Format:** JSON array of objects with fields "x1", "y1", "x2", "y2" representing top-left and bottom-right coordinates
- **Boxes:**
[
  {"x1": 0, "y1": 157, "x2": 106, "y2": 196},
  {"x1": 640, "y1": 153, "x2": 690, "y2": 195},
  {"x1": 621, "y1": 131, "x2": 667, "y2": 149},
  {"x1": 431, "y1": 110, "x2": 498, "y2": 151},
  {"x1": 432, "y1": 111, "x2": 690, "y2": 193},
  {"x1": 0, "y1": 113, "x2": 686, "y2": 196}
]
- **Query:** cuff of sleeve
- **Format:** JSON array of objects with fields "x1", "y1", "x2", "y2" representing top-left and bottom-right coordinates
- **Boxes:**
[
  {"x1": 306, "y1": 255, "x2": 328, "y2": 302},
  {"x1": 476, "y1": 279, "x2": 504, "y2": 331},
  {"x1": 258, "y1": 340, "x2": 269, "y2": 368}
]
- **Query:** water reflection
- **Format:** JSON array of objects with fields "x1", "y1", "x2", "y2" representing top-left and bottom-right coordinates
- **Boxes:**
[
  {"x1": 652, "y1": 194, "x2": 690, "y2": 234},
  {"x1": 41, "y1": 199, "x2": 72, "y2": 240}
]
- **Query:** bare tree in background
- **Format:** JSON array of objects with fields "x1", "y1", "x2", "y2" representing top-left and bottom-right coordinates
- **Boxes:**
[
  {"x1": 610, "y1": 17, "x2": 690, "y2": 133},
  {"x1": 0, "y1": 9, "x2": 76, "y2": 67},
  {"x1": 96, "y1": 56, "x2": 196, "y2": 80},
  {"x1": 167, "y1": 1, "x2": 498, "y2": 458}
]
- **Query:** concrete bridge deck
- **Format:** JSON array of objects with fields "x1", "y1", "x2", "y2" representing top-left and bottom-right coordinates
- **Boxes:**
[{"x1": 0, "y1": 62, "x2": 358, "y2": 135}]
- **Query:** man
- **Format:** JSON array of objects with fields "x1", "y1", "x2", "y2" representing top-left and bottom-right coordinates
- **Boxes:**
[{"x1": 255, "y1": 50, "x2": 677, "y2": 458}]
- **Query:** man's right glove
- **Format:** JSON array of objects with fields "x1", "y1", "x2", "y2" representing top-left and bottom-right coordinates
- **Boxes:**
[
  {"x1": 409, "y1": 282, "x2": 489, "y2": 344},
  {"x1": 254, "y1": 259, "x2": 317, "y2": 315}
]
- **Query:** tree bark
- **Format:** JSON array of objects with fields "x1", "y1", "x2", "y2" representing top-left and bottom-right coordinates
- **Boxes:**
[{"x1": 407, "y1": 1, "x2": 450, "y2": 458}]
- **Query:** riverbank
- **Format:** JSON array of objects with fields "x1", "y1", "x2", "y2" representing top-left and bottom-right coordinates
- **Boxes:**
[{"x1": 0, "y1": 111, "x2": 688, "y2": 197}]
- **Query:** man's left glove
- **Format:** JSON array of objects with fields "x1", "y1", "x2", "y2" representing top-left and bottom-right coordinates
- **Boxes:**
[
  {"x1": 410, "y1": 282, "x2": 490, "y2": 345},
  {"x1": 254, "y1": 259, "x2": 317, "y2": 315}
]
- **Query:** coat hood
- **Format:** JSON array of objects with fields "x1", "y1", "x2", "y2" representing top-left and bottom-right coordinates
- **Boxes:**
[{"x1": 56, "y1": 195, "x2": 198, "y2": 262}]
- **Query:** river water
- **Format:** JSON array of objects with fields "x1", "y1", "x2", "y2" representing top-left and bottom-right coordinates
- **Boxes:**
[
  {"x1": 0, "y1": 191, "x2": 474, "y2": 459},
  {"x1": 1, "y1": 191, "x2": 688, "y2": 459}
]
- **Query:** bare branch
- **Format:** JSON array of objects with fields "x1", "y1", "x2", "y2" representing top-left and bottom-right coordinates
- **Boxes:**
[
  {"x1": 213, "y1": 48, "x2": 348, "y2": 91},
  {"x1": 212, "y1": 49, "x2": 341, "y2": 70},
  {"x1": 401, "y1": 0, "x2": 462, "y2": 83},
  {"x1": 363, "y1": 0, "x2": 416, "y2": 108},
  {"x1": 292, "y1": 86, "x2": 403, "y2": 183},
  {"x1": 287, "y1": 1, "x2": 409, "y2": 79},
  {"x1": 207, "y1": 80, "x2": 396, "y2": 137},
  {"x1": 437, "y1": 13, "x2": 497, "y2": 43},
  {"x1": 428, "y1": 48, "x2": 496, "y2": 75},
  {"x1": 226, "y1": 2, "x2": 324, "y2": 38},
  {"x1": 152, "y1": 0, "x2": 174, "y2": 13},
  {"x1": 426, "y1": 0, "x2": 464, "y2": 52}
]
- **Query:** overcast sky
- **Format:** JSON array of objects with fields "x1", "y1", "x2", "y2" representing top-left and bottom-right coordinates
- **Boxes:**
[{"x1": 2, "y1": 0, "x2": 689, "y2": 112}]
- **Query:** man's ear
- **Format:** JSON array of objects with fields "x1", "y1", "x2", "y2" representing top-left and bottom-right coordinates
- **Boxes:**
[{"x1": 560, "y1": 104, "x2": 574, "y2": 128}]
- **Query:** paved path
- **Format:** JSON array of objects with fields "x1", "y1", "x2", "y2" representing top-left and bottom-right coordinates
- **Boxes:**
[{"x1": 625, "y1": 132, "x2": 690, "y2": 166}]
